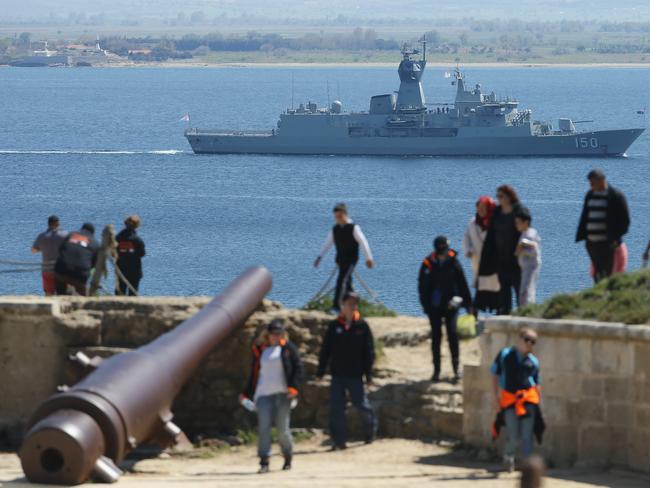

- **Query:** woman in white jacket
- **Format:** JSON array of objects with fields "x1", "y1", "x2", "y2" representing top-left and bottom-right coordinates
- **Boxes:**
[{"x1": 463, "y1": 196, "x2": 496, "y2": 288}]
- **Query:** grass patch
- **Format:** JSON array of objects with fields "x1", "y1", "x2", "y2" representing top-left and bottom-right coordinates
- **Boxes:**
[
  {"x1": 304, "y1": 295, "x2": 397, "y2": 317},
  {"x1": 516, "y1": 270, "x2": 650, "y2": 324}
]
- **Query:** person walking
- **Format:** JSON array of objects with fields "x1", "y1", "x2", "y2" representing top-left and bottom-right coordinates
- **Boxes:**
[
  {"x1": 514, "y1": 207, "x2": 541, "y2": 306},
  {"x1": 54, "y1": 223, "x2": 99, "y2": 296},
  {"x1": 31, "y1": 215, "x2": 68, "y2": 296},
  {"x1": 463, "y1": 196, "x2": 496, "y2": 288},
  {"x1": 317, "y1": 292, "x2": 377, "y2": 450},
  {"x1": 241, "y1": 319, "x2": 303, "y2": 474},
  {"x1": 479, "y1": 185, "x2": 523, "y2": 314},
  {"x1": 576, "y1": 169, "x2": 630, "y2": 283},
  {"x1": 418, "y1": 236, "x2": 472, "y2": 383},
  {"x1": 491, "y1": 328, "x2": 545, "y2": 473},
  {"x1": 314, "y1": 203, "x2": 374, "y2": 312},
  {"x1": 115, "y1": 215, "x2": 146, "y2": 295}
]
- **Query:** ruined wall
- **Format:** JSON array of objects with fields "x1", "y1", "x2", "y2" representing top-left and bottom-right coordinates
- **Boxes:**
[
  {"x1": 463, "y1": 316, "x2": 650, "y2": 472},
  {"x1": 0, "y1": 296, "x2": 461, "y2": 449}
]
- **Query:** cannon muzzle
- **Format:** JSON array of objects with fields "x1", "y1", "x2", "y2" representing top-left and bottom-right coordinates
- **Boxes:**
[{"x1": 19, "y1": 266, "x2": 272, "y2": 485}]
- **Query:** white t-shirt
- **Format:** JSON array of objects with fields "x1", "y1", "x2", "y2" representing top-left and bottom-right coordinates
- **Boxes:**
[{"x1": 254, "y1": 345, "x2": 288, "y2": 401}]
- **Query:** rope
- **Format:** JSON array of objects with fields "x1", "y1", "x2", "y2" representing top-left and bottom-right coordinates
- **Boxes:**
[
  {"x1": 110, "y1": 257, "x2": 139, "y2": 296},
  {"x1": 0, "y1": 268, "x2": 42, "y2": 274},
  {"x1": 308, "y1": 267, "x2": 337, "y2": 303},
  {"x1": 0, "y1": 259, "x2": 53, "y2": 266},
  {"x1": 353, "y1": 270, "x2": 388, "y2": 308}
]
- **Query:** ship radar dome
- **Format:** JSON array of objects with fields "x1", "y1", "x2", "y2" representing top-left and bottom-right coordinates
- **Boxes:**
[{"x1": 331, "y1": 100, "x2": 343, "y2": 113}]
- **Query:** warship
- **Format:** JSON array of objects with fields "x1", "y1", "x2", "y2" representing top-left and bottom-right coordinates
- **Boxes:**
[{"x1": 185, "y1": 40, "x2": 644, "y2": 156}]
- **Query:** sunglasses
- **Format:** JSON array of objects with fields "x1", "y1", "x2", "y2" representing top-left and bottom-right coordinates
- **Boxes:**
[{"x1": 522, "y1": 336, "x2": 537, "y2": 345}]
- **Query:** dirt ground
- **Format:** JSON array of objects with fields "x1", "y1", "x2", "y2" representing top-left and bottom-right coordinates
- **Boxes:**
[{"x1": 2, "y1": 436, "x2": 648, "y2": 488}]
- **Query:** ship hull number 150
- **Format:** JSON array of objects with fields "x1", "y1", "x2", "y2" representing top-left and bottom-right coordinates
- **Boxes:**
[{"x1": 575, "y1": 136, "x2": 599, "y2": 149}]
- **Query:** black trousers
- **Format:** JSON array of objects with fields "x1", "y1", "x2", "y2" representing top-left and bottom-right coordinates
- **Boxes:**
[
  {"x1": 333, "y1": 261, "x2": 356, "y2": 310},
  {"x1": 427, "y1": 308, "x2": 460, "y2": 375},
  {"x1": 587, "y1": 241, "x2": 615, "y2": 283},
  {"x1": 116, "y1": 275, "x2": 141, "y2": 296},
  {"x1": 497, "y1": 262, "x2": 521, "y2": 315}
]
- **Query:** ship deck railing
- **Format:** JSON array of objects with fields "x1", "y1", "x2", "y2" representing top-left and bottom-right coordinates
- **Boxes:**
[{"x1": 185, "y1": 128, "x2": 274, "y2": 137}]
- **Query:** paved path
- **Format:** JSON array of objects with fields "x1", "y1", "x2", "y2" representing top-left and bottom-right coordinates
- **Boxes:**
[{"x1": 2, "y1": 438, "x2": 648, "y2": 487}]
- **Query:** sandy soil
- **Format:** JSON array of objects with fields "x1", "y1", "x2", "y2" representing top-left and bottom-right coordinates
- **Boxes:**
[{"x1": 2, "y1": 436, "x2": 648, "y2": 487}]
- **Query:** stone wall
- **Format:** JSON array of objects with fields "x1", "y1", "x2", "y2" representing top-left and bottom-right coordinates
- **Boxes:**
[
  {"x1": 0, "y1": 296, "x2": 461, "y2": 449},
  {"x1": 463, "y1": 316, "x2": 650, "y2": 472}
]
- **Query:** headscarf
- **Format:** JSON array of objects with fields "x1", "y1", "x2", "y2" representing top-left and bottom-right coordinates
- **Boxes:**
[{"x1": 476, "y1": 196, "x2": 496, "y2": 231}]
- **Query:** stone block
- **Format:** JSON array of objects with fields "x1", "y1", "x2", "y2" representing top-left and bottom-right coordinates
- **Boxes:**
[
  {"x1": 636, "y1": 407, "x2": 650, "y2": 428},
  {"x1": 606, "y1": 403, "x2": 635, "y2": 428},
  {"x1": 541, "y1": 425, "x2": 578, "y2": 468},
  {"x1": 603, "y1": 377, "x2": 631, "y2": 402},
  {"x1": 543, "y1": 374, "x2": 581, "y2": 398},
  {"x1": 541, "y1": 396, "x2": 569, "y2": 424},
  {"x1": 628, "y1": 429, "x2": 650, "y2": 471},
  {"x1": 578, "y1": 425, "x2": 610, "y2": 464},
  {"x1": 608, "y1": 426, "x2": 630, "y2": 466},
  {"x1": 592, "y1": 340, "x2": 634, "y2": 376},
  {"x1": 567, "y1": 399, "x2": 605, "y2": 425},
  {"x1": 581, "y1": 377, "x2": 604, "y2": 398},
  {"x1": 633, "y1": 343, "x2": 650, "y2": 380}
]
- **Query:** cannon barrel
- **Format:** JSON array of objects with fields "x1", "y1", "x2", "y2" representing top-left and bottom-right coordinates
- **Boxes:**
[{"x1": 19, "y1": 266, "x2": 272, "y2": 485}]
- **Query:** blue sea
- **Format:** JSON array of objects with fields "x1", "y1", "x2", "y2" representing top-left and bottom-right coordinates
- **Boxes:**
[{"x1": 0, "y1": 65, "x2": 648, "y2": 314}]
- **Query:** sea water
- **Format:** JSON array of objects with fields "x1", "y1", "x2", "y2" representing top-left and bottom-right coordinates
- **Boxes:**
[{"x1": 0, "y1": 65, "x2": 648, "y2": 314}]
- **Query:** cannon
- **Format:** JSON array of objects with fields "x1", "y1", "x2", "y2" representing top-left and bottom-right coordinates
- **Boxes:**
[{"x1": 19, "y1": 266, "x2": 272, "y2": 485}]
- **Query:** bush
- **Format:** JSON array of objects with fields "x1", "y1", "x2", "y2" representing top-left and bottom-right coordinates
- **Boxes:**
[
  {"x1": 304, "y1": 295, "x2": 397, "y2": 317},
  {"x1": 516, "y1": 270, "x2": 650, "y2": 324}
]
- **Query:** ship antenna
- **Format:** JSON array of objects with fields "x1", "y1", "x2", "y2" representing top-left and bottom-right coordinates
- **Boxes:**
[
  {"x1": 422, "y1": 35, "x2": 426, "y2": 62},
  {"x1": 291, "y1": 72, "x2": 294, "y2": 110},
  {"x1": 327, "y1": 80, "x2": 331, "y2": 109}
]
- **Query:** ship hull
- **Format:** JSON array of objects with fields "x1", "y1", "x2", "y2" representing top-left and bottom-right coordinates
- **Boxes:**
[{"x1": 185, "y1": 128, "x2": 644, "y2": 157}]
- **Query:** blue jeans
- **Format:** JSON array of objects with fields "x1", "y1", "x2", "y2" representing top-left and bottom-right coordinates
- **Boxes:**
[
  {"x1": 255, "y1": 393, "x2": 292, "y2": 459},
  {"x1": 329, "y1": 376, "x2": 377, "y2": 446},
  {"x1": 504, "y1": 404, "x2": 535, "y2": 458}
]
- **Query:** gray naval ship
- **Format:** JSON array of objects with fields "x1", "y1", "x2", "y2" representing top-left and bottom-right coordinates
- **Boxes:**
[{"x1": 185, "y1": 41, "x2": 644, "y2": 156}]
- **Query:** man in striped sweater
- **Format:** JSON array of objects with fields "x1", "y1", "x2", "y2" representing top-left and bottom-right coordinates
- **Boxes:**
[{"x1": 576, "y1": 169, "x2": 630, "y2": 283}]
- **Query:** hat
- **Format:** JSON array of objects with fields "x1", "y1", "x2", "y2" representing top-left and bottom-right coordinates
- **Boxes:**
[
  {"x1": 433, "y1": 235, "x2": 450, "y2": 253},
  {"x1": 267, "y1": 319, "x2": 285, "y2": 333},
  {"x1": 342, "y1": 291, "x2": 360, "y2": 303},
  {"x1": 333, "y1": 202, "x2": 348, "y2": 214}
]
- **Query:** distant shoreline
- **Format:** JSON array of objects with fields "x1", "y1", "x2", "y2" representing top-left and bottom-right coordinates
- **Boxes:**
[{"x1": 4, "y1": 61, "x2": 650, "y2": 69}]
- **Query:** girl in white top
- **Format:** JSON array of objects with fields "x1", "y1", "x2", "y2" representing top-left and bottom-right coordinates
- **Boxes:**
[
  {"x1": 514, "y1": 208, "x2": 542, "y2": 306},
  {"x1": 463, "y1": 196, "x2": 496, "y2": 288}
]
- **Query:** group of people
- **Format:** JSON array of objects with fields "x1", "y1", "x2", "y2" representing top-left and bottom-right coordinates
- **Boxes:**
[
  {"x1": 31, "y1": 215, "x2": 146, "y2": 296},
  {"x1": 244, "y1": 167, "x2": 636, "y2": 475}
]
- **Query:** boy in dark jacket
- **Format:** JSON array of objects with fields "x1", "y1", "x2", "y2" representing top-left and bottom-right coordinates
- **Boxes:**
[
  {"x1": 317, "y1": 292, "x2": 377, "y2": 450},
  {"x1": 418, "y1": 235, "x2": 472, "y2": 383}
]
